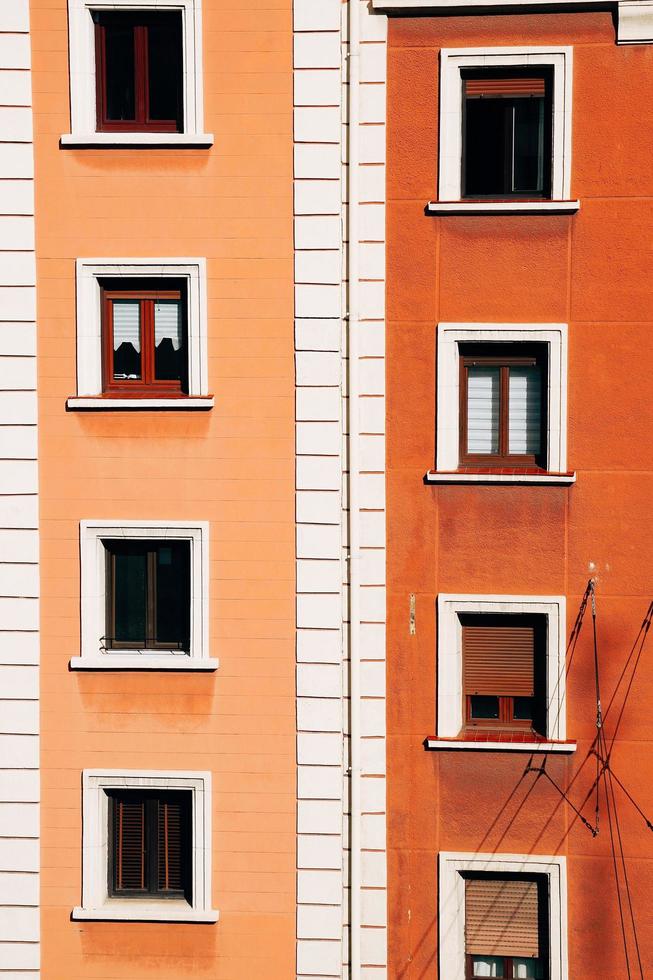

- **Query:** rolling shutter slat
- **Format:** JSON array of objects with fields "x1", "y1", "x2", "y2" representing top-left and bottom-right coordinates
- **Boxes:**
[
  {"x1": 115, "y1": 799, "x2": 145, "y2": 890},
  {"x1": 158, "y1": 798, "x2": 184, "y2": 891},
  {"x1": 465, "y1": 77, "x2": 546, "y2": 98},
  {"x1": 465, "y1": 878, "x2": 540, "y2": 957},
  {"x1": 463, "y1": 625, "x2": 535, "y2": 696}
]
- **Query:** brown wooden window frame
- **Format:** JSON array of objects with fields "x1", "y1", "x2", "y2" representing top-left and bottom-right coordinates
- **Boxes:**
[
  {"x1": 101, "y1": 280, "x2": 188, "y2": 397},
  {"x1": 108, "y1": 789, "x2": 191, "y2": 902},
  {"x1": 459, "y1": 343, "x2": 548, "y2": 470},
  {"x1": 103, "y1": 539, "x2": 191, "y2": 652},
  {"x1": 464, "y1": 872, "x2": 549, "y2": 980},
  {"x1": 461, "y1": 613, "x2": 547, "y2": 737},
  {"x1": 94, "y1": 11, "x2": 183, "y2": 134}
]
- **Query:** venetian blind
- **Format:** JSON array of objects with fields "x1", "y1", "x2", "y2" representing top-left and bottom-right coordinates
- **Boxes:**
[
  {"x1": 467, "y1": 367, "x2": 500, "y2": 455},
  {"x1": 114, "y1": 797, "x2": 145, "y2": 890},
  {"x1": 465, "y1": 77, "x2": 546, "y2": 98},
  {"x1": 465, "y1": 877, "x2": 540, "y2": 958},
  {"x1": 112, "y1": 300, "x2": 141, "y2": 352},
  {"x1": 463, "y1": 623, "x2": 535, "y2": 697},
  {"x1": 154, "y1": 300, "x2": 183, "y2": 351},
  {"x1": 508, "y1": 367, "x2": 542, "y2": 456},
  {"x1": 157, "y1": 798, "x2": 184, "y2": 892}
]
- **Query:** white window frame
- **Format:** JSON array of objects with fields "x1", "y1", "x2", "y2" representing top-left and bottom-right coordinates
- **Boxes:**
[
  {"x1": 71, "y1": 519, "x2": 217, "y2": 670},
  {"x1": 67, "y1": 258, "x2": 213, "y2": 410},
  {"x1": 72, "y1": 769, "x2": 219, "y2": 922},
  {"x1": 437, "y1": 46, "x2": 574, "y2": 210},
  {"x1": 438, "y1": 851, "x2": 568, "y2": 980},
  {"x1": 430, "y1": 322, "x2": 573, "y2": 484},
  {"x1": 63, "y1": 0, "x2": 213, "y2": 147},
  {"x1": 434, "y1": 593, "x2": 571, "y2": 748}
]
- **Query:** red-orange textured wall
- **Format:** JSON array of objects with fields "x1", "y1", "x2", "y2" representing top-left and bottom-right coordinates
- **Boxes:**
[
  {"x1": 31, "y1": 1, "x2": 295, "y2": 976},
  {"x1": 386, "y1": 11, "x2": 653, "y2": 979}
]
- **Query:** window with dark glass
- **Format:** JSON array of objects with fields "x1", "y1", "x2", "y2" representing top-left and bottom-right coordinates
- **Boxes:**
[
  {"x1": 461, "y1": 614, "x2": 546, "y2": 736},
  {"x1": 465, "y1": 874, "x2": 549, "y2": 979},
  {"x1": 459, "y1": 344, "x2": 547, "y2": 469},
  {"x1": 108, "y1": 790, "x2": 191, "y2": 901},
  {"x1": 462, "y1": 69, "x2": 553, "y2": 199},
  {"x1": 104, "y1": 540, "x2": 190, "y2": 651},
  {"x1": 94, "y1": 12, "x2": 183, "y2": 133},
  {"x1": 101, "y1": 280, "x2": 187, "y2": 395}
]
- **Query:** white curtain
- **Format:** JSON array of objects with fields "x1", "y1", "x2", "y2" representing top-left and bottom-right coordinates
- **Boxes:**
[
  {"x1": 472, "y1": 956, "x2": 503, "y2": 977},
  {"x1": 513, "y1": 958, "x2": 540, "y2": 979},
  {"x1": 154, "y1": 300, "x2": 182, "y2": 350},
  {"x1": 112, "y1": 300, "x2": 141, "y2": 352},
  {"x1": 467, "y1": 367, "x2": 499, "y2": 454},
  {"x1": 508, "y1": 367, "x2": 541, "y2": 454}
]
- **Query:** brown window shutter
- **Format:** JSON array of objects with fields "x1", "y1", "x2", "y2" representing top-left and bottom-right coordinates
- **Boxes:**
[
  {"x1": 465, "y1": 77, "x2": 546, "y2": 98},
  {"x1": 157, "y1": 798, "x2": 184, "y2": 891},
  {"x1": 463, "y1": 623, "x2": 535, "y2": 697},
  {"x1": 115, "y1": 798, "x2": 145, "y2": 890},
  {"x1": 465, "y1": 878, "x2": 540, "y2": 958}
]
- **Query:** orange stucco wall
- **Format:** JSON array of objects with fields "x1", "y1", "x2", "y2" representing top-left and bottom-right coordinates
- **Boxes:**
[
  {"x1": 31, "y1": 1, "x2": 295, "y2": 976},
  {"x1": 386, "y1": 11, "x2": 653, "y2": 979}
]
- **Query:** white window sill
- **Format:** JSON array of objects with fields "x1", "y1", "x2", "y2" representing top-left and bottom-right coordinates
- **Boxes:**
[
  {"x1": 67, "y1": 397, "x2": 214, "y2": 411},
  {"x1": 60, "y1": 133, "x2": 214, "y2": 148},
  {"x1": 70, "y1": 655, "x2": 219, "y2": 671},
  {"x1": 427, "y1": 200, "x2": 580, "y2": 216},
  {"x1": 426, "y1": 470, "x2": 576, "y2": 485},
  {"x1": 72, "y1": 904, "x2": 219, "y2": 923},
  {"x1": 375, "y1": 0, "x2": 599, "y2": 7},
  {"x1": 426, "y1": 738, "x2": 577, "y2": 754}
]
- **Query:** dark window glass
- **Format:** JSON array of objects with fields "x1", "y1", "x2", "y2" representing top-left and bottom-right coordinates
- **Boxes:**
[
  {"x1": 470, "y1": 695, "x2": 500, "y2": 720},
  {"x1": 148, "y1": 16, "x2": 183, "y2": 122},
  {"x1": 154, "y1": 300, "x2": 184, "y2": 382},
  {"x1": 105, "y1": 540, "x2": 190, "y2": 651},
  {"x1": 462, "y1": 70, "x2": 552, "y2": 199},
  {"x1": 104, "y1": 21, "x2": 136, "y2": 121},
  {"x1": 513, "y1": 696, "x2": 534, "y2": 721},
  {"x1": 109, "y1": 790, "x2": 191, "y2": 900}
]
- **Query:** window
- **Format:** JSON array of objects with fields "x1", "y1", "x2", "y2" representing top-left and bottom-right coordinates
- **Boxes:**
[
  {"x1": 462, "y1": 70, "x2": 552, "y2": 200},
  {"x1": 94, "y1": 12, "x2": 183, "y2": 133},
  {"x1": 459, "y1": 344, "x2": 547, "y2": 469},
  {"x1": 464, "y1": 874, "x2": 548, "y2": 979},
  {"x1": 101, "y1": 280, "x2": 188, "y2": 396},
  {"x1": 439, "y1": 854, "x2": 567, "y2": 980},
  {"x1": 435, "y1": 47, "x2": 574, "y2": 212},
  {"x1": 73, "y1": 770, "x2": 218, "y2": 922},
  {"x1": 70, "y1": 259, "x2": 211, "y2": 409},
  {"x1": 73, "y1": 520, "x2": 216, "y2": 671},
  {"x1": 462, "y1": 614, "x2": 546, "y2": 737},
  {"x1": 64, "y1": 1, "x2": 212, "y2": 147},
  {"x1": 104, "y1": 540, "x2": 190, "y2": 651},
  {"x1": 432, "y1": 323, "x2": 572, "y2": 484},
  {"x1": 434, "y1": 595, "x2": 570, "y2": 748},
  {"x1": 109, "y1": 790, "x2": 191, "y2": 900}
]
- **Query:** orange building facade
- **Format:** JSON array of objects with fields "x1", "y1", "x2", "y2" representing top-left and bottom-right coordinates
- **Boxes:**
[{"x1": 383, "y1": 3, "x2": 653, "y2": 979}]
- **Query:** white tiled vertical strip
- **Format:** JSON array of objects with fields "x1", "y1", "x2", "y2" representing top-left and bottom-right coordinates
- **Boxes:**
[
  {"x1": 294, "y1": 1, "x2": 388, "y2": 977},
  {"x1": 0, "y1": 2, "x2": 40, "y2": 979}
]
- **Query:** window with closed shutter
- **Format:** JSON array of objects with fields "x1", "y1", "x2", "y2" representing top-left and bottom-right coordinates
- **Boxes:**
[
  {"x1": 109, "y1": 790, "x2": 191, "y2": 900},
  {"x1": 464, "y1": 875, "x2": 548, "y2": 979}
]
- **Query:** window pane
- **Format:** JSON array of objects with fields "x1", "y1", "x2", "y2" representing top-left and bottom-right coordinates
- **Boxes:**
[
  {"x1": 470, "y1": 696, "x2": 500, "y2": 720},
  {"x1": 154, "y1": 300, "x2": 183, "y2": 381},
  {"x1": 472, "y1": 957, "x2": 505, "y2": 978},
  {"x1": 508, "y1": 367, "x2": 541, "y2": 455},
  {"x1": 467, "y1": 367, "x2": 500, "y2": 455},
  {"x1": 155, "y1": 542, "x2": 190, "y2": 649},
  {"x1": 113, "y1": 797, "x2": 145, "y2": 891},
  {"x1": 157, "y1": 796, "x2": 186, "y2": 892},
  {"x1": 464, "y1": 99, "x2": 507, "y2": 197},
  {"x1": 513, "y1": 696, "x2": 534, "y2": 720},
  {"x1": 513, "y1": 958, "x2": 544, "y2": 979},
  {"x1": 513, "y1": 99, "x2": 545, "y2": 194},
  {"x1": 104, "y1": 22, "x2": 136, "y2": 121},
  {"x1": 112, "y1": 300, "x2": 141, "y2": 380},
  {"x1": 147, "y1": 14, "x2": 182, "y2": 123},
  {"x1": 113, "y1": 548, "x2": 147, "y2": 644}
]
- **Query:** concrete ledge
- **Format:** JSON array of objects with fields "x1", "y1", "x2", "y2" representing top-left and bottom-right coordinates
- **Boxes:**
[
  {"x1": 426, "y1": 738, "x2": 578, "y2": 753},
  {"x1": 70, "y1": 656, "x2": 219, "y2": 671},
  {"x1": 67, "y1": 397, "x2": 214, "y2": 411},
  {"x1": 426, "y1": 471, "x2": 576, "y2": 485},
  {"x1": 427, "y1": 200, "x2": 580, "y2": 215},
  {"x1": 60, "y1": 133, "x2": 214, "y2": 148},
  {"x1": 72, "y1": 905, "x2": 219, "y2": 923}
]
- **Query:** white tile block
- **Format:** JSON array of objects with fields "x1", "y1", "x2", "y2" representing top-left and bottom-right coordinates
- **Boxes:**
[
  {"x1": 0, "y1": 323, "x2": 35, "y2": 355},
  {"x1": 359, "y1": 548, "x2": 384, "y2": 590},
  {"x1": 361, "y1": 813, "x2": 386, "y2": 851},
  {"x1": 298, "y1": 593, "x2": 342, "y2": 629},
  {"x1": 0, "y1": 425, "x2": 37, "y2": 459},
  {"x1": 0, "y1": 906, "x2": 38, "y2": 942},
  {"x1": 360, "y1": 204, "x2": 385, "y2": 242},
  {"x1": 359, "y1": 472, "x2": 385, "y2": 509},
  {"x1": 360, "y1": 511, "x2": 385, "y2": 548},
  {"x1": 0, "y1": 71, "x2": 32, "y2": 108},
  {"x1": 361, "y1": 969, "x2": 388, "y2": 980},
  {"x1": 298, "y1": 696, "x2": 342, "y2": 733},
  {"x1": 296, "y1": 283, "x2": 342, "y2": 318},
  {"x1": 297, "y1": 558, "x2": 341, "y2": 593},
  {"x1": 0, "y1": 287, "x2": 35, "y2": 323},
  {"x1": 295, "y1": 69, "x2": 341, "y2": 108},
  {"x1": 360, "y1": 242, "x2": 386, "y2": 280},
  {"x1": 0, "y1": 944, "x2": 39, "y2": 971},
  {"x1": 297, "y1": 456, "x2": 342, "y2": 493},
  {"x1": 295, "y1": 144, "x2": 342, "y2": 180},
  {"x1": 0, "y1": 734, "x2": 37, "y2": 769},
  {"x1": 361, "y1": 850, "x2": 387, "y2": 888},
  {"x1": 359, "y1": 396, "x2": 385, "y2": 434},
  {"x1": 0, "y1": 632, "x2": 39, "y2": 666},
  {"x1": 298, "y1": 662, "x2": 342, "y2": 698},
  {"x1": 295, "y1": 215, "x2": 342, "y2": 250},
  {"x1": 0, "y1": 144, "x2": 33, "y2": 179},
  {"x1": 361, "y1": 926, "x2": 387, "y2": 967},
  {"x1": 362, "y1": 889, "x2": 387, "y2": 928},
  {"x1": 0, "y1": 769, "x2": 39, "y2": 802},
  {"x1": 294, "y1": 0, "x2": 341, "y2": 31},
  {"x1": 360, "y1": 699, "x2": 385, "y2": 738},
  {"x1": 360, "y1": 7, "x2": 389, "y2": 42},
  {"x1": 360, "y1": 359, "x2": 385, "y2": 396},
  {"x1": 297, "y1": 628, "x2": 342, "y2": 664},
  {"x1": 298, "y1": 903, "x2": 342, "y2": 938},
  {"x1": 360, "y1": 84, "x2": 387, "y2": 125},
  {"x1": 0, "y1": 460, "x2": 36, "y2": 494},
  {"x1": 297, "y1": 421, "x2": 341, "y2": 456},
  {"x1": 0, "y1": 217, "x2": 33, "y2": 250},
  {"x1": 360, "y1": 623, "x2": 385, "y2": 658},
  {"x1": 360, "y1": 661, "x2": 385, "y2": 698},
  {"x1": 361, "y1": 44, "x2": 387, "y2": 83},
  {"x1": 360, "y1": 434, "x2": 384, "y2": 472},
  {"x1": 298, "y1": 733, "x2": 342, "y2": 766},
  {"x1": 297, "y1": 387, "x2": 341, "y2": 422},
  {"x1": 0, "y1": 803, "x2": 38, "y2": 838},
  {"x1": 361, "y1": 775, "x2": 386, "y2": 813},
  {"x1": 297, "y1": 938, "x2": 342, "y2": 975},
  {"x1": 0, "y1": 837, "x2": 38, "y2": 872},
  {"x1": 360, "y1": 164, "x2": 386, "y2": 204},
  {"x1": 0, "y1": 2, "x2": 30, "y2": 32},
  {"x1": 0, "y1": 36, "x2": 31, "y2": 71},
  {"x1": 361, "y1": 586, "x2": 386, "y2": 622},
  {"x1": 295, "y1": 107, "x2": 341, "y2": 144},
  {"x1": 295, "y1": 250, "x2": 342, "y2": 286},
  {"x1": 0, "y1": 529, "x2": 37, "y2": 564},
  {"x1": 298, "y1": 832, "x2": 343, "y2": 870},
  {"x1": 360, "y1": 281, "x2": 385, "y2": 320},
  {"x1": 297, "y1": 351, "x2": 341, "y2": 386},
  {"x1": 295, "y1": 318, "x2": 341, "y2": 352},
  {"x1": 298, "y1": 765, "x2": 343, "y2": 800},
  {"x1": 0, "y1": 252, "x2": 35, "y2": 286},
  {"x1": 296, "y1": 490, "x2": 341, "y2": 525},
  {"x1": 0, "y1": 563, "x2": 38, "y2": 598},
  {"x1": 294, "y1": 33, "x2": 342, "y2": 70},
  {"x1": 298, "y1": 868, "x2": 343, "y2": 904},
  {"x1": 298, "y1": 800, "x2": 342, "y2": 835},
  {"x1": 295, "y1": 180, "x2": 342, "y2": 217},
  {"x1": 360, "y1": 125, "x2": 386, "y2": 165},
  {"x1": 361, "y1": 737, "x2": 386, "y2": 776},
  {"x1": 0, "y1": 597, "x2": 37, "y2": 631},
  {"x1": 0, "y1": 107, "x2": 32, "y2": 142},
  {"x1": 0, "y1": 870, "x2": 37, "y2": 906},
  {"x1": 0, "y1": 699, "x2": 38, "y2": 734}
]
